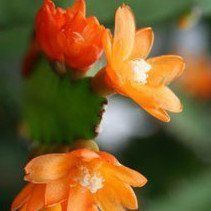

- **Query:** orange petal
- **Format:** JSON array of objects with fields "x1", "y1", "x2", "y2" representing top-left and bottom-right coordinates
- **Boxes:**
[
  {"x1": 25, "y1": 154, "x2": 70, "y2": 183},
  {"x1": 102, "y1": 29, "x2": 112, "y2": 64},
  {"x1": 11, "y1": 183, "x2": 34, "y2": 211},
  {"x1": 147, "y1": 55, "x2": 185, "y2": 86},
  {"x1": 130, "y1": 86, "x2": 182, "y2": 115},
  {"x1": 150, "y1": 86, "x2": 183, "y2": 113},
  {"x1": 68, "y1": 0, "x2": 85, "y2": 17},
  {"x1": 45, "y1": 178, "x2": 69, "y2": 206},
  {"x1": 70, "y1": 148, "x2": 100, "y2": 162},
  {"x1": 130, "y1": 27, "x2": 154, "y2": 59},
  {"x1": 114, "y1": 165, "x2": 147, "y2": 187},
  {"x1": 26, "y1": 185, "x2": 45, "y2": 211},
  {"x1": 83, "y1": 16, "x2": 103, "y2": 42},
  {"x1": 95, "y1": 186, "x2": 125, "y2": 211},
  {"x1": 112, "y1": 4, "x2": 135, "y2": 67},
  {"x1": 123, "y1": 84, "x2": 182, "y2": 114},
  {"x1": 44, "y1": 204, "x2": 62, "y2": 211},
  {"x1": 109, "y1": 177, "x2": 138, "y2": 210},
  {"x1": 19, "y1": 204, "x2": 27, "y2": 211},
  {"x1": 143, "y1": 107, "x2": 170, "y2": 122},
  {"x1": 103, "y1": 163, "x2": 147, "y2": 187},
  {"x1": 67, "y1": 186, "x2": 95, "y2": 211},
  {"x1": 98, "y1": 151, "x2": 120, "y2": 165}
]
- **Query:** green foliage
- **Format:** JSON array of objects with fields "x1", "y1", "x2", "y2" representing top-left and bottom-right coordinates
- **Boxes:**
[
  {"x1": 0, "y1": 136, "x2": 27, "y2": 211},
  {"x1": 167, "y1": 95, "x2": 211, "y2": 155},
  {"x1": 147, "y1": 171, "x2": 211, "y2": 211},
  {"x1": 119, "y1": 131, "x2": 206, "y2": 199},
  {"x1": 87, "y1": 0, "x2": 193, "y2": 25},
  {"x1": 23, "y1": 58, "x2": 106, "y2": 144},
  {"x1": 82, "y1": 0, "x2": 193, "y2": 26},
  {"x1": 197, "y1": 0, "x2": 211, "y2": 15},
  {"x1": 0, "y1": 0, "x2": 198, "y2": 28},
  {"x1": 0, "y1": 26, "x2": 32, "y2": 60}
]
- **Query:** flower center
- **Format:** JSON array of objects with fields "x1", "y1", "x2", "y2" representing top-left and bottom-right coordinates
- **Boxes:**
[
  {"x1": 131, "y1": 59, "x2": 151, "y2": 84},
  {"x1": 79, "y1": 166, "x2": 104, "y2": 193}
]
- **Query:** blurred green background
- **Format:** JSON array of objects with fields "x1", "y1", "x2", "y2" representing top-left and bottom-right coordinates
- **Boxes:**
[{"x1": 1, "y1": 0, "x2": 211, "y2": 210}]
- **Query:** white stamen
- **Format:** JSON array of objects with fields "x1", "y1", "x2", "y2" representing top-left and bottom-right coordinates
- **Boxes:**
[
  {"x1": 79, "y1": 167, "x2": 104, "y2": 193},
  {"x1": 131, "y1": 59, "x2": 151, "y2": 84}
]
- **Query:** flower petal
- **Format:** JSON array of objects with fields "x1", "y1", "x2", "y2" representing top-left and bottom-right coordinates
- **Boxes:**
[
  {"x1": 45, "y1": 178, "x2": 69, "y2": 206},
  {"x1": 25, "y1": 154, "x2": 70, "y2": 183},
  {"x1": 67, "y1": 186, "x2": 95, "y2": 211},
  {"x1": 95, "y1": 186, "x2": 125, "y2": 211},
  {"x1": 102, "y1": 29, "x2": 112, "y2": 64},
  {"x1": 143, "y1": 107, "x2": 170, "y2": 122},
  {"x1": 154, "y1": 86, "x2": 183, "y2": 112},
  {"x1": 67, "y1": 0, "x2": 85, "y2": 17},
  {"x1": 130, "y1": 27, "x2": 154, "y2": 59},
  {"x1": 26, "y1": 185, "x2": 45, "y2": 211},
  {"x1": 112, "y1": 4, "x2": 135, "y2": 67},
  {"x1": 11, "y1": 183, "x2": 34, "y2": 211},
  {"x1": 123, "y1": 83, "x2": 182, "y2": 114},
  {"x1": 103, "y1": 163, "x2": 147, "y2": 187},
  {"x1": 109, "y1": 177, "x2": 138, "y2": 210},
  {"x1": 98, "y1": 151, "x2": 120, "y2": 165},
  {"x1": 114, "y1": 165, "x2": 147, "y2": 187},
  {"x1": 130, "y1": 86, "x2": 183, "y2": 113},
  {"x1": 45, "y1": 204, "x2": 63, "y2": 211},
  {"x1": 83, "y1": 16, "x2": 104, "y2": 43},
  {"x1": 147, "y1": 55, "x2": 185, "y2": 86},
  {"x1": 71, "y1": 149, "x2": 100, "y2": 162},
  {"x1": 19, "y1": 204, "x2": 27, "y2": 211}
]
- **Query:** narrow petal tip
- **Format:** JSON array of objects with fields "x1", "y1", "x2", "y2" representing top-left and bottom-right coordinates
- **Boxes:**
[{"x1": 139, "y1": 174, "x2": 148, "y2": 187}]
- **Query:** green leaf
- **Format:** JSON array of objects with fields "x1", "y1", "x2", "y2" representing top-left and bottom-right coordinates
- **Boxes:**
[{"x1": 23, "y1": 58, "x2": 106, "y2": 145}]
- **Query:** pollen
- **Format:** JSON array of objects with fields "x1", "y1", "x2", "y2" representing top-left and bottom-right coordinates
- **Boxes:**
[
  {"x1": 79, "y1": 166, "x2": 104, "y2": 193},
  {"x1": 131, "y1": 59, "x2": 151, "y2": 84}
]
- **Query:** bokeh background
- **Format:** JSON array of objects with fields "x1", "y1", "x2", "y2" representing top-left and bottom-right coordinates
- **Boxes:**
[{"x1": 1, "y1": 0, "x2": 211, "y2": 210}]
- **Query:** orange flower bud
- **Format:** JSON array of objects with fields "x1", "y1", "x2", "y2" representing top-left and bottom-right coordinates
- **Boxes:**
[
  {"x1": 12, "y1": 149, "x2": 147, "y2": 210},
  {"x1": 36, "y1": 0, "x2": 105, "y2": 72}
]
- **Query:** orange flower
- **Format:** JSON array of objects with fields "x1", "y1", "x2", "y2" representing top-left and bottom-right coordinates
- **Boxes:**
[
  {"x1": 180, "y1": 56, "x2": 211, "y2": 99},
  {"x1": 12, "y1": 149, "x2": 147, "y2": 210},
  {"x1": 36, "y1": 0, "x2": 105, "y2": 72},
  {"x1": 92, "y1": 5, "x2": 185, "y2": 122}
]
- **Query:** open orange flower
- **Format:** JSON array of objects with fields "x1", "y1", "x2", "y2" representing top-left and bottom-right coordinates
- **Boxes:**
[
  {"x1": 12, "y1": 149, "x2": 147, "y2": 211},
  {"x1": 36, "y1": 0, "x2": 105, "y2": 72},
  {"x1": 92, "y1": 5, "x2": 185, "y2": 122}
]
